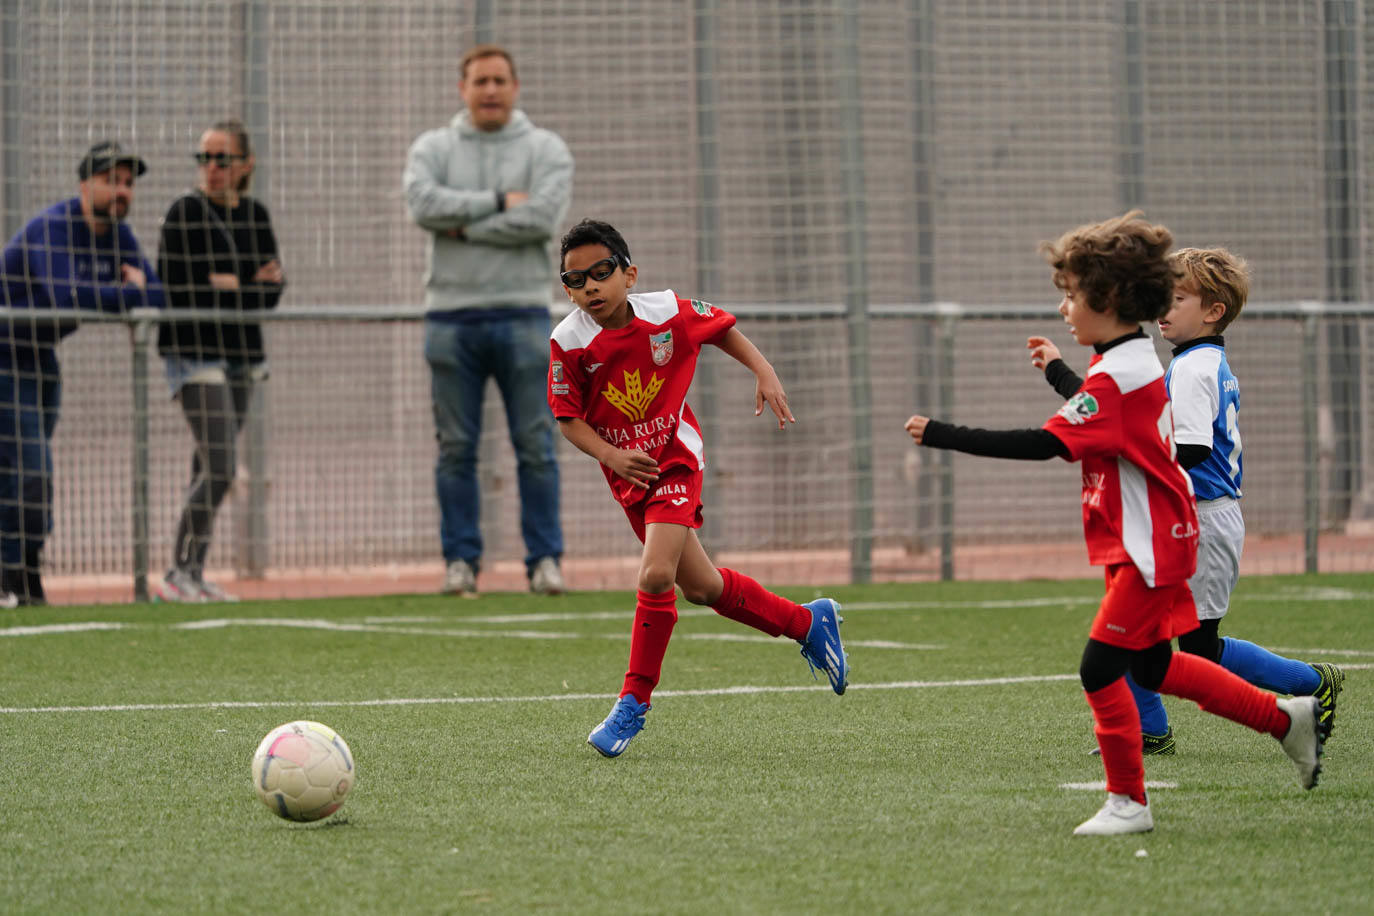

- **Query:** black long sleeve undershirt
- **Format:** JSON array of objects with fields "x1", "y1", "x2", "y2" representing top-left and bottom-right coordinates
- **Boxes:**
[
  {"x1": 1042, "y1": 358, "x2": 1212, "y2": 469},
  {"x1": 1043, "y1": 358, "x2": 1084, "y2": 400},
  {"x1": 921, "y1": 419, "x2": 1069, "y2": 460}
]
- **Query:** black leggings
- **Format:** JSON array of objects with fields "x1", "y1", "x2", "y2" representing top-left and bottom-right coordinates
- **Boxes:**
[
  {"x1": 1177, "y1": 617, "x2": 1223, "y2": 663},
  {"x1": 1079, "y1": 638, "x2": 1173, "y2": 694},
  {"x1": 173, "y1": 376, "x2": 253, "y2": 573},
  {"x1": 1079, "y1": 619, "x2": 1224, "y2": 695}
]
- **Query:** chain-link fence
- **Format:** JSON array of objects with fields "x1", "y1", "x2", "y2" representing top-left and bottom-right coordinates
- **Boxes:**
[{"x1": 2, "y1": 1, "x2": 1369, "y2": 600}]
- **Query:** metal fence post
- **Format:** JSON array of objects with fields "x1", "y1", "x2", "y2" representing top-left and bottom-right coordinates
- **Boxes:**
[
  {"x1": 1321, "y1": 0, "x2": 1365, "y2": 523},
  {"x1": 839, "y1": 0, "x2": 872, "y2": 583},
  {"x1": 1, "y1": 4, "x2": 27, "y2": 242},
  {"x1": 1301, "y1": 303, "x2": 1321, "y2": 573},
  {"x1": 235, "y1": 0, "x2": 272, "y2": 578},
  {"x1": 129, "y1": 308, "x2": 156, "y2": 601},
  {"x1": 694, "y1": 0, "x2": 722, "y2": 543},
  {"x1": 936, "y1": 303, "x2": 959, "y2": 581}
]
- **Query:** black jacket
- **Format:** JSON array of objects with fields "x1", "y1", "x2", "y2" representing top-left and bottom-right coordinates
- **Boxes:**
[{"x1": 156, "y1": 192, "x2": 283, "y2": 362}]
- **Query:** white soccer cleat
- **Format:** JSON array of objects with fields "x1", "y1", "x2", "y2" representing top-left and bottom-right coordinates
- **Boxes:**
[
  {"x1": 156, "y1": 568, "x2": 206, "y2": 603},
  {"x1": 196, "y1": 576, "x2": 239, "y2": 603},
  {"x1": 1277, "y1": 695, "x2": 1328, "y2": 790},
  {"x1": 1072, "y1": 793, "x2": 1154, "y2": 836},
  {"x1": 529, "y1": 556, "x2": 565, "y2": 595},
  {"x1": 441, "y1": 559, "x2": 477, "y2": 597}
]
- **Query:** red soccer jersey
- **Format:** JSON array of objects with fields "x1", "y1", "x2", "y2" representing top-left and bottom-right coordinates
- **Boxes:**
[
  {"x1": 1041, "y1": 336, "x2": 1199, "y2": 587},
  {"x1": 548, "y1": 290, "x2": 736, "y2": 507}
]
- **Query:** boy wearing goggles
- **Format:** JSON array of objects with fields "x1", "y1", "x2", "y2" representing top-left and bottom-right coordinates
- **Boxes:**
[{"x1": 548, "y1": 219, "x2": 849, "y2": 758}]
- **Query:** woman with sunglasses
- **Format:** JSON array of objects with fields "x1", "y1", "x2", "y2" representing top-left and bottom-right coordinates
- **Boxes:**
[{"x1": 155, "y1": 119, "x2": 285, "y2": 602}]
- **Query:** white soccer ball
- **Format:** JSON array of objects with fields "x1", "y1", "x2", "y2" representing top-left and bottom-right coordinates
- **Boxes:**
[{"x1": 251, "y1": 720, "x2": 355, "y2": 822}]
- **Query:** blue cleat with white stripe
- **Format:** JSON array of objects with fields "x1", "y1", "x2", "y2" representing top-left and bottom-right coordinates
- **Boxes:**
[
  {"x1": 587, "y1": 694, "x2": 651, "y2": 758},
  {"x1": 798, "y1": 598, "x2": 848, "y2": 695}
]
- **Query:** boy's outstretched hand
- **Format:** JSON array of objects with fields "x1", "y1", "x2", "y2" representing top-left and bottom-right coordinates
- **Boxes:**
[
  {"x1": 754, "y1": 368, "x2": 796, "y2": 430},
  {"x1": 1027, "y1": 335, "x2": 1062, "y2": 370},
  {"x1": 905, "y1": 414, "x2": 930, "y2": 444}
]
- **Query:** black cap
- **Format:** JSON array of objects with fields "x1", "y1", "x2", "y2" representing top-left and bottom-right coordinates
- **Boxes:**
[{"x1": 77, "y1": 141, "x2": 148, "y2": 180}]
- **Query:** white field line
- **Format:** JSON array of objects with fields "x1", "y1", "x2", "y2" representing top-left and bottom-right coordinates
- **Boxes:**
[
  {"x1": 0, "y1": 621, "x2": 127, "y2": 637},
  {"x1": 0, "y1": 673, "x2": 1084, "y2": 715},
  {"x1": 0, "y1": 617, "x2": 941, "y2": 651},
  {"x1": 2, "y1": 665, "x2": 1369, "y2": 716}
]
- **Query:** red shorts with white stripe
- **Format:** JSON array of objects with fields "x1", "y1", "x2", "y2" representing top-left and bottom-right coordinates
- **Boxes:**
[
  {"x1": 1089, "y1": 562, "x2": 1199, "y2": 650},
  {"x1": 621, "y1": 466, "x2": 704, "y2": 543}
]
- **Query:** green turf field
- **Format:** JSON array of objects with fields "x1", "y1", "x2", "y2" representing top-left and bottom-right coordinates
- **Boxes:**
[{"x1": 1, "y1": 573, "x2": 1369, "y2": 914}]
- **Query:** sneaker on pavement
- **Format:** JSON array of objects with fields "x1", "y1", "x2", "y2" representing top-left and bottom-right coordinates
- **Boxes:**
[
  {"x1": 1277, "y1": 695, "x2": 1329, "y2": 790},
  {"x1": 587, "y1": 694, "x2": 650, "y2": 758},
  {"x1": 1073, "y1": 793, "x2": 1153, "y2": 836},
  {"x1": 441, "y1": 559, "x2": 477, "y2": 597},
  {"x1": 529, "y1": 556, "x2": 565, "y2": 596},
  {"x1": 195, "y1": 576, "x2": 239, "y2": 603},
  {"x1": 1309, "y1": 662, "x2": 1344, "y2": 729},
  {"x1": 156, "y1": 568, "x2": 205, "y2": 603},
  {"x1": 1089, "y1": 726, "x2": 1176, "y2": 757},
  {"x1": 798, "y1": 598, "x2": 848, "y2": 695}
]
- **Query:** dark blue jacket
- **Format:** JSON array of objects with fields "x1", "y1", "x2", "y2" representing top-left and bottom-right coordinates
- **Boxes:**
[{"x1": 0, "y1": 196, "x2": 164, "y2": 350}]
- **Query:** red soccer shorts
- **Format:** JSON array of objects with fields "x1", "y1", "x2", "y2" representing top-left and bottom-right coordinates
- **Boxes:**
[
  {"x1": 622, "y1": 466, "x2": 704, "y2": 543},
  {"x1": 1089, "y1": 562, "x2": 1199, "y2": 650}
]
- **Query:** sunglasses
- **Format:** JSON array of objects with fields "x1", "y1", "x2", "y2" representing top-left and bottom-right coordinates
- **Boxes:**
[
  {"x1": 194, "y1": 151, "x2": 244, "y2": 167},
  {"x1": 560, "y1": 256, "x2": 622, "y2": 289}
]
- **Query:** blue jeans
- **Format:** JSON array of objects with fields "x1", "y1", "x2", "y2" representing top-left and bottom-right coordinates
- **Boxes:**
[
  {"x1": 424, "y1": 310, "x2": 562, "y2": 572},
  {"x1": 0, "y1": 348, "x2": 61, "y2": 570}
]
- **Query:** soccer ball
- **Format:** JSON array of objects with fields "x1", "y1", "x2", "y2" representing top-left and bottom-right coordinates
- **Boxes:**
[{"x1": 251, "y1": 720, "x2": 355, "y2": 822}]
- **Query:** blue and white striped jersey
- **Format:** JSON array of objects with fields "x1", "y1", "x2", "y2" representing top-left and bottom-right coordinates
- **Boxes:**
[{"x1": 1166, "y1": 339, "x2": 1242, "y2": 500}]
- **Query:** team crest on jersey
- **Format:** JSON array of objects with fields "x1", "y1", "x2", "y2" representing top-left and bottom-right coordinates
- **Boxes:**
[
  {"x1": 550, "y1": 361, "x2": 564, "y2": 383},
  {"x1": 649, "y1": 331, "x2": 674, "y2": 366},
  {"x1": 603, "y1": 369, "x2": 664, "y2": 421},
  {"x1": 690, "y1": 299, "x2": 714, "y2": 317},
  {"x1": 1058, "y1": 391, "x2": 1099, "y2": 426}
]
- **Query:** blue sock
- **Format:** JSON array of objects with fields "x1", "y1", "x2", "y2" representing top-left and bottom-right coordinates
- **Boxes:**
[
  {"x1": 1125, "y1": 671, "x2": 1170, "y2": 736},
  {"x1": 1219, "y1": 637, "x2": 1320, "y2": 695}
]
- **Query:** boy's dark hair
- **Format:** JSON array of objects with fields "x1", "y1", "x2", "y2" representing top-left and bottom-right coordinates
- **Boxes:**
[
  {"x1": 559, "y1": 218, "x2": 632, "y2": 269},
  {"x1": 1170, "y1": 247, "x2": 1250, "y2": 333},
  {"x1": 1040, "y1": 210, "x2": 1177, "y2": 324}
]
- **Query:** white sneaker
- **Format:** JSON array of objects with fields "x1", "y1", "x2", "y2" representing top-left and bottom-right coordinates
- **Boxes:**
[
  {"x1": 1278, "y1": 695, "x2": 1326, "y2": 790},
  {"x1": 0, "y1": 591, "x2": 17, "y2": 609},
  {"x1": 1072, "y1": 793, "x2": 1153, "y2": 836},
  {"x1": 441, "y1": 559, "x2": 477, "y2": 597},
  {"x1": 157, "y1": 568, "x2": 206, "y2": 603},
  {"x1": 529, "y1": 556, "x2": 565, "y2": 595},
  {"x1": 196, "y1": 576, "x2": 239, "y2": 603}
]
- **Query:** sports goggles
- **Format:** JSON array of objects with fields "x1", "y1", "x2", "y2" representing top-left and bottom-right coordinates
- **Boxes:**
[
  {"x1": 194, "y1": 151, "x2": 245, "y2": 167},
  {"x1": 560, "y1": 257, "x2": 621, "y2": 289}
]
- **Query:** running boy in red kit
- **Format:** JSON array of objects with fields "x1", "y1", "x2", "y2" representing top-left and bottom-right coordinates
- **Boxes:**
[
  {"x1": 904, "y1": 211, "x2": 1329, "y2": 835},
  {"x1": 549, "y1": 219, "x2": 848, "y2": 758}
]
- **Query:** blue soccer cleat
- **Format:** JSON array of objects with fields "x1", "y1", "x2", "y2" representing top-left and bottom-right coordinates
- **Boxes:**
[
  {"x1": 587, "y1": 694, "x2": 651, "y2": 758},
  {"x1": 798, "y1": 598, "x2": 848, "y2": 695}
]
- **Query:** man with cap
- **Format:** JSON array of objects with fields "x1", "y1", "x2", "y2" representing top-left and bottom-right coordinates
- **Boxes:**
[{"x1": 0, "y1": 140, "x2": 164, "y2": 605}]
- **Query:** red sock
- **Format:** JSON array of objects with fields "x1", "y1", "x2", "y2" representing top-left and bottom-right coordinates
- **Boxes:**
[
  {"x1": 712, "y1": 567, "x2": 811, "y2": 640},
  {"x1": 1084, "y1": 678, "x2": 1146, "y2": 805},
  {"x1": 1158, "y1": 651, "x2": 1288, "y2": 738},
  {"x1": 622, "y1": 588, "x2": 678, "y2": 704}
]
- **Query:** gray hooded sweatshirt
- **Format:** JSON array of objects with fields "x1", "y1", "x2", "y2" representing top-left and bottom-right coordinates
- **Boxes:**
[{"x1": 403, "y1": 109, "x2": 573, "y2": 313}]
